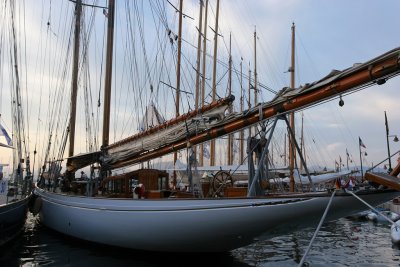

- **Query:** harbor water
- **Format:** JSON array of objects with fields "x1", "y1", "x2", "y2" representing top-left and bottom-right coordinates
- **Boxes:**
[{"x1": 1, "y1": 213, "x2": 400, "y2": 267}]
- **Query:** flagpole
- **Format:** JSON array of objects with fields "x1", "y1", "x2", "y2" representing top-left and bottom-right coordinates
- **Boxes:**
[{"x1": 359, "y1": 137, "x2": 364, "y2": 182}]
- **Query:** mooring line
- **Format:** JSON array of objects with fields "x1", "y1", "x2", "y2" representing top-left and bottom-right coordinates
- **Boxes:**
[
  {"x1": 345, "y1": 189, "x2": 395, "y2": 224},
  {"x1": 298, "y1": 189, "x2": 336, "y2": 267}
]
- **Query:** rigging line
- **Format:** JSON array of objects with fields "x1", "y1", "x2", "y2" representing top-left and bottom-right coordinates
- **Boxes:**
[
  {"x1": 20, "y1": 0, "x2": 31, "y2": 152},
  {"x1": 68, "y1": 0, "x2": 107, "y2": 9},
  {"x1": 181, "y1": 36, "x2": 278, "y2": 95},
  {"x1": 149, "y1": 0, "x2": 169, "y2": 33},
  {"x1": 165, "y1": 0, "x2": 194, "y2": 20},
  {"x1": 10, "y1": 0, "x2": 27, "y2": 160},
  {"x1": 134, "y1": 1, "x2": 154, "y2": 90},
  {"x1": 44, "y1": 6, "x2": 74, "y2": 167},
  {"x1": 125, "y1": 7, "x2": 142, "y2": 133}
]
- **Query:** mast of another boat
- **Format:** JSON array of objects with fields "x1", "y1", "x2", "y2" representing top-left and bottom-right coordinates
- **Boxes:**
[
  {"x1": 199, "y1": 0, "x2": 208, "y2": 167},
  {"x1": 300, "y1": 112, "x2": 305, "y2": 172},
  {"x1": 210, "y1": 0, "x2": 220, "y2": 166},
  {"x1": 172, "y1": 0, "x2": 183, "y2": 188},
  {"x1": 66, "y1": 0, "x2": 82, "y2": 181},
  {"x1": 248, "y1": 66, "x2": 252, "y2": 138},
  {"x1": 194, "y1": 0, "x2": 204, "y2": 164},
  {"x1": 101, "y1": 0, "x2": 115, "y2": 178},
  {"x1": 253, "y1": 27, "x2": 258, "y2": 137},
  {"x1": 240, "y1": 58, "x2": 244, "y2": 163},
  {"x1": 9, "y1": 1, "x2": 28, "y2": 189},
  {"x1": 227, "y1": 33, "x2": 233, "y2": 165},
  {"x1": 289, "y1": 22, "x2": 296, "y2": 192}
]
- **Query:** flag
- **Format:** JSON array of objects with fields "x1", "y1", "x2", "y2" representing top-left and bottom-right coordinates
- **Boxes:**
[
  {"x1": 359, "y1": 137, "x2": 366, "y2": 148},
  {"x1": 0, "y1": 123, "x2": 12, "y2": 146},
  {"x1": 103, "y1": 8, "x2": 108, "y2": 18},
  {"x1": 346, "y1": 148, "x2": 349, "y2": 157},
  {"x1": 203, "y1": 146, "x2": 210, "y2": 159},
  {"x1": 203, "y1": 143, "x2": 210, "y2": 159}
]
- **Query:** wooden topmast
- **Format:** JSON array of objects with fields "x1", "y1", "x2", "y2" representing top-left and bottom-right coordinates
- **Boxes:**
[
  {"x1": 210, "y1": 0, "x2": 220, "y2": 166},
  {"x1": 102, "y1": 0, "x2": 115, "y2": 148},
  {"x1": 289, "y1": 22, "x2": 296, "y2": 192},
  {"x1": 68, "y1": 0, "x2": 82, "y2": 159}
]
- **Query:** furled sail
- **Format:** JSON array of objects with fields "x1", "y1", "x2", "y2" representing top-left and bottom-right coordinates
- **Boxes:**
[{"x1": 102, "y1": 96, "x2": 234, "y2": 168}]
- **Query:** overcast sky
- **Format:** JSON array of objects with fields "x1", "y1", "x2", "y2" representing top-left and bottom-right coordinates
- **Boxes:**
[{"x1": 0, "y1": 0, "x2": 399, "y2": 176}]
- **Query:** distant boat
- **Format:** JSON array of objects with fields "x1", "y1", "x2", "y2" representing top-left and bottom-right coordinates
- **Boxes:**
[
  {"x1": 33, "y1": 1, "x2": 400, "y2": 253},
  {"x1": 0, "y1": 183, "x2": 32, "y2": 246},
  {"x1": 0, "y1": 2, "x2": 33, "y2": 246}
]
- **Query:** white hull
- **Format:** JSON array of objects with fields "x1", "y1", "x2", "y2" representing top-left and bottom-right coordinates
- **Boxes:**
[{"x1": 34, "y1": 187, "x2": 399, "y2": 252}]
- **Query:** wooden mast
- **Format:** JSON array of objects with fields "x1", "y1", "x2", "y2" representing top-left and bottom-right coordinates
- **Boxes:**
[
  {"x1": 248, "y1": 67, "x2": 252, "y2": 138},
  {"x1": 173, "y1": 0, "x2": 183, "y2": 187},
  {"x1": 289, "y1": 22, "x2": 296, "y2": 192},
  {"x1": 253, "y1": 27, "x2": 258, "y2": 113},
  {"x1": 194, "y1": 0, "x2": 203, "y2": 111},
  {"x1": 210, "y1": 0, "x2": 220, "y2": 166},
  {"x1": 102, "y1": 0, "x2": 115, "y2": 148},
  {"x1": 239, "y1": 58, "x2": 244, "y2": 164},
  {"x1": 300, "y1": 112, "x2": 305, "y2": 172},
  {"x1": 227, "y1": 33, "x2": 233, "y2": 165},
  {"x1": 68, "y1": 0, "x2": 82, "y2": 159},
  {"x1": 194, "y1": 0, "x2": 203, "y2": 161},
  {"x1": 199, "y1": 0, "x2": 208, "y2": 167}
]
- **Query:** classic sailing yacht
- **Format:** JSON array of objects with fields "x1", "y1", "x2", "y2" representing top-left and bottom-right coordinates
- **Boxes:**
[
  {"x1": 33, "y1": 1, "x2": 400, "y2": 252},
  {"x1": 0, "y1": 1, "x2": 33, "y2": 246}
]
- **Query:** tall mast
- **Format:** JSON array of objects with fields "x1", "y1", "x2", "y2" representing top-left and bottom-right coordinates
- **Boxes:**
[
  {"x1": 175, "y1": 0, "x2": 183, "y2": 118},
  {"x1": 194, "y1": 0, "x2": 203, "y2": 111},
  {"x1": 210, "y1": 0, "x2": 219, "y2": 166},
  {"x1": 289, "y1": 22, "x2": 296, "y2": 192},
  {"x1": 199, "y1": 0, "x2": 208, "y2": 167},
  {"x1": 300, "y1": 112, "x2": 304, "y2": 172},
  {"x1": 385, "y1": 111, "x2": 393, "y2": 172},
  {"x1": 253, "y1": 27, "x2": 258, "y2": 107},
  {"x1": 68, "y1": 0, "x2": 82, "y2": 158},
  {"x1": 248, "y1": 67, "x2": 252, "y2": 139},
  {"x1": 173, "y1": 0, "x2": 184, "y2": 186},
  {"x1": 193, "y1": 0, "x2": 203, "y2": 161},
  {"x1": 10, "y1": 0, "x2": 24, "y2": 184},
  {"x1": 253, "y1": 27, "x2": 258, "y2": 137},
  {"x1": 227, "y1": 33, "x2": 233, "y2": 165},
  {"x1": 102, "y1": 0, "x2": 115, "y2": 148},
  {"x1": 239, "y1": 59, "x2": 244, "y2": 163}
]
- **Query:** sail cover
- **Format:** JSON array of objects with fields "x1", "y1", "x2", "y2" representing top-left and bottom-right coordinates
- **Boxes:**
[
  {"x1": 66, "y1": 151, "x2": 101, "y2": 172},
  {"x1": 102, "y1": 103, "x2": 230, "y2": 167}
]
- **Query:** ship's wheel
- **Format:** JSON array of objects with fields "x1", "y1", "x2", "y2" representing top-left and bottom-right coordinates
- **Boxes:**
[{"x1": 212, "y1": 170, "x2": 233, "y2": 197}]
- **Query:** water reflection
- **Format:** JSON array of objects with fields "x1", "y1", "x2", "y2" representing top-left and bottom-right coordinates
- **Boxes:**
[{"x1": 1, "y1": 214, "x2": 400, "y2": 267}]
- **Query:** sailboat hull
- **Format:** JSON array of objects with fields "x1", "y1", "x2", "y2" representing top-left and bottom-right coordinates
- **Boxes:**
[
  {"x1": 0, "y1": 194, "x2": 31, "y2": 246},
  {"x1": 34, "y1": 188, "x2": 398, "y2": 252}
]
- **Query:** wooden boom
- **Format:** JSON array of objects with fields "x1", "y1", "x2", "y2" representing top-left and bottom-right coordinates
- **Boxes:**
[{"x1": 108, "y1": 47, "x2": 400, "y2": 170}]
